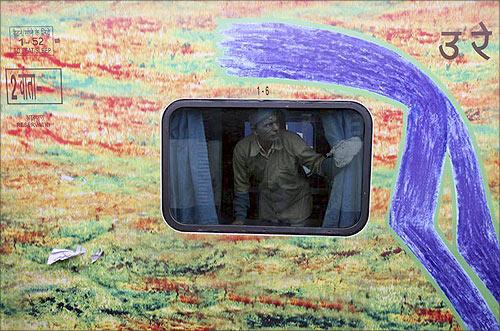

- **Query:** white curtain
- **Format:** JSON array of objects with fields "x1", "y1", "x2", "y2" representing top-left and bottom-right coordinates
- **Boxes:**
[{"x1": 321, "y1": 110, "x2": 364, "y2": 227}]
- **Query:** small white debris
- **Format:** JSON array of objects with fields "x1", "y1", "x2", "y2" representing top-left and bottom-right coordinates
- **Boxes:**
[
  {"x1": 60, "y1": 174, "x2": 75, "y2": 182},
  {"x1": 47, "y1": 245, "x2": 86, "y2": 265},
  {"x1": 91, "y1": 249, "x2": 104, "y2": 263}
]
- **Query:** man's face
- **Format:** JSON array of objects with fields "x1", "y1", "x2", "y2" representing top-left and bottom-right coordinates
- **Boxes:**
[{"x1": 255, "y1": 114, "x2": 279, "y2": 142}]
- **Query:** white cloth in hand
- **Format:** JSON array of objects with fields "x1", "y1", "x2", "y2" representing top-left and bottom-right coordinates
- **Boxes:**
[{"x1": 327, "y1": 137, "x2": 363, "y2": 168}]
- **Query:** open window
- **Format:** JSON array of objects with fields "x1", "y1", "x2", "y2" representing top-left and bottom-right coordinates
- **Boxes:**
[{"x1": 162, "y1": 99, "x2": 372, "y2": 236}]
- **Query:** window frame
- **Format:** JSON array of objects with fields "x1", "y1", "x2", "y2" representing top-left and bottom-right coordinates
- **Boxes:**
[{"x1": 161, "y1": 99, "x2": 373, "y2": 236}]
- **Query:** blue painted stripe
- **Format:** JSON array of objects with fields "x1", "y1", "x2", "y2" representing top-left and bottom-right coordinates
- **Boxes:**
[{"x1": 219, "y1": 22, "x2": 499, "y2": 329}]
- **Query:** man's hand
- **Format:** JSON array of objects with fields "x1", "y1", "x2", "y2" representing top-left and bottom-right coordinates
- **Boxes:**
[{"x1": 326, "y1": 136, "x2": 363, "y2": 168}]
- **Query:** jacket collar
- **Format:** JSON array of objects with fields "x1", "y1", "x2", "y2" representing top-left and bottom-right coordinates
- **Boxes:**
[{"x1": 249, "y1": 132, "x2": 283, "y2": 158}]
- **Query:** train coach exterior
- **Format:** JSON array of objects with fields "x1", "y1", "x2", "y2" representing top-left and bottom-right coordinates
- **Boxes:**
[{"x1": 1, "y1": 2, "x2": 498, "y2": 330}]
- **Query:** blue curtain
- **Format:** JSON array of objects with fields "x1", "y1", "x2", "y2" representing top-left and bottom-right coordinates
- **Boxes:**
[
  {"x1": 321, "y1": 111, "x2": 364, "y2": 227},
  {"x1": 169, "y1": 110, "x2": 218, "y2": 224}
]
